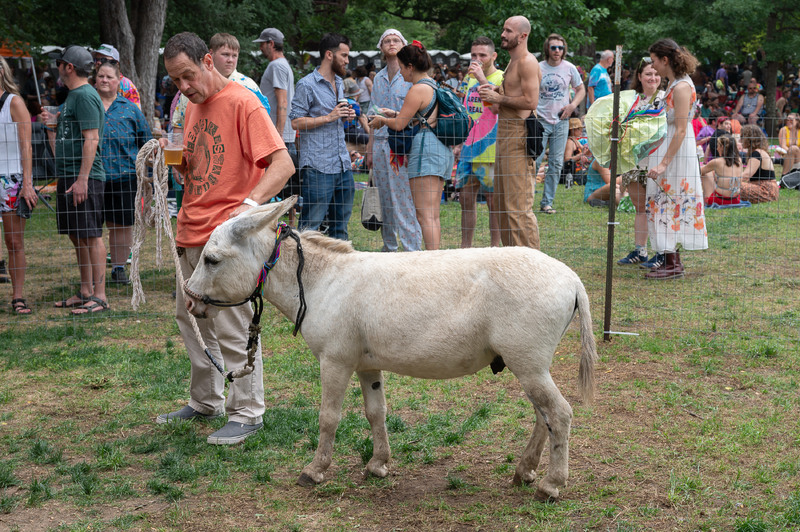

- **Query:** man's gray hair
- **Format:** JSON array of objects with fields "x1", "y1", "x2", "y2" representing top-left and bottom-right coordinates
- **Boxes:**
[{"x1": 600, "y1": 50, "x2": 614, "y2": 61}]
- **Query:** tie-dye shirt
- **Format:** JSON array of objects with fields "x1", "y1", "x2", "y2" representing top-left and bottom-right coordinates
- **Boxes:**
[{"x1": 459, "y1": 69, "x2": 504, "y2": 164}]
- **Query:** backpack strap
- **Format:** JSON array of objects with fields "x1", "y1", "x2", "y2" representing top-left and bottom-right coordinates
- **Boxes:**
[
  {"x1": 415, "y1": 78, "x2": 438, "y2": 121},
  {"x1": 0, "y1": 92, "x2": 10, "y2": 114}
]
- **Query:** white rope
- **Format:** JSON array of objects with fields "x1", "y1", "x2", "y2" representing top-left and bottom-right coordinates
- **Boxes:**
[{"x1": 131, "y1": 140, "x2": 209, "y2": 356}]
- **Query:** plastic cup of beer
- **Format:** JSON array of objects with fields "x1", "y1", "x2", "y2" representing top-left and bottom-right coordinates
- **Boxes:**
[
  {"x1": 43, "y1": 106, "x2": 58, "y2": 127},
  {"x1": 164, "y1": 131, "x2": 183, "y2": 166}
]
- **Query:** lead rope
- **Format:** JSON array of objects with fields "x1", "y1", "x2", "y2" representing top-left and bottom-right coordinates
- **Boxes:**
[{"x1": 132, "y1": 140, "x2": 233, "y2": 380}]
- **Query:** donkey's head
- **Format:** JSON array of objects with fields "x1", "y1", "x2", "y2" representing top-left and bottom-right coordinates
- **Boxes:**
[{"x1": 184, "y1": 197, "x2": 297, "y2": 318}]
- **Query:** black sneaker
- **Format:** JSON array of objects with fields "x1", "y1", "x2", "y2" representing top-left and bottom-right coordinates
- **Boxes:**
[
  {"x1": 156, "y1": 405, "x2": 221, "y2": 424},
  {"x1": 207, "y1": 421, "x2": 263, "y2": 445},
  {"x1": 618, "y1": 250, "x2": 648, "y2": 266},
  {"x1": 639, "y1": 252, "x2": 665, "y2": 270},
  {"x1": 110, "y1": 267, "x2": 130, "y2": 285}
]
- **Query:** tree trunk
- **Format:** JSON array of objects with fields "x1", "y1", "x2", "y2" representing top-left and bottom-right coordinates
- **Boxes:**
[
  {"x1": 99, "y1": 0, "x2": 136, "y2": 80},
  {"x1": 132, "y1": 0, "x2": 167, "y2": 126},
  {"x1": 763, "y1": 13, "x2": 779, "y2": 136},
  {"x1": 99, "y1": 0, "x2": 166, "y2": 125}
]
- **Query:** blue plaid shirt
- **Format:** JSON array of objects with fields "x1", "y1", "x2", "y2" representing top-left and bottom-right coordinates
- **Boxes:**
[
  {"x1": 289, "y1": 68, "x2": 350, "y2": 174},
  {"x1": 100, "y1": 95, "x2": 151, "y2": 182}
]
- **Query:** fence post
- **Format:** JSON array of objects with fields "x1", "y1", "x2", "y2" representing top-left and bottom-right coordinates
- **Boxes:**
[{"x1": 602, "y1": 45, "x2": 623, "y2": 343}]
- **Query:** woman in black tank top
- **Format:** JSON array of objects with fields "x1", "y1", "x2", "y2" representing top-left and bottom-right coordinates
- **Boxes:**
[{"x1": 740, "y1": 124, "x2": 779, "y2": 203}]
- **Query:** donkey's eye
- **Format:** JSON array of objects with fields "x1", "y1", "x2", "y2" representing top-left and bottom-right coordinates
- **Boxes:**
[{"x1": 204, "y1": 256, "x2": 220, "y2": 266}]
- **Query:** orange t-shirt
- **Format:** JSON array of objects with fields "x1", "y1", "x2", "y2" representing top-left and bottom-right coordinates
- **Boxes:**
[{"x1": 177, "y1": 82, "x2": 285, "y2": 247}]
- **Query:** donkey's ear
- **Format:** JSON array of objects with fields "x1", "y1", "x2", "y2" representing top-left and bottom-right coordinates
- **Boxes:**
[{"x1": 228, "y1": 197, "x2": 297, "y2": 241}]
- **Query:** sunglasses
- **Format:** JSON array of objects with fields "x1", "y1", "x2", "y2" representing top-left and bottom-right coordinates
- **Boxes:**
[
  {"x1": 638, "y1": 56, "x2": 653, "y2": 70},
  {"x1": 94, "y1": 57, "x2": 119, "y2": 65},
  {"x1": 550, "y1": 45, "x2": 565, "y2": 51}
]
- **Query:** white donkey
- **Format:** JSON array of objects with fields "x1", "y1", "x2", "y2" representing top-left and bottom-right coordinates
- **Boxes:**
[{"x1": 184, "y1": 198, "x2": 597, "y2": 500}]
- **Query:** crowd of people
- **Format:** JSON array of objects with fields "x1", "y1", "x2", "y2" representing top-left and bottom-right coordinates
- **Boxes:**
[{"x1": 1, "y1": 20, "x2": 797, "y2": 443}]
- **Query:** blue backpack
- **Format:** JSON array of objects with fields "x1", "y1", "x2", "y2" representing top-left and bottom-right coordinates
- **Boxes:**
[{"x1": 417, "y1": 79, "x2": 474, "y2": 146}]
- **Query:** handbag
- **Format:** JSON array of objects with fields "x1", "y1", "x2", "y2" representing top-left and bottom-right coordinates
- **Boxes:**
[
  {"x1": 360, "y1": 176, "x2": 382, "y2": 231},
  {"x1": 780, "y1": 168, "x2": 800, "y2": 190},
  {"x1": 526, "y1": 111, "x2": 545, "y2": 159}
]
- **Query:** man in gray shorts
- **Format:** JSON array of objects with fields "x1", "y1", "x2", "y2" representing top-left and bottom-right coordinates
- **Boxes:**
[{"x1": 44, "y1": 46, "x2": 109, "y2": 315}]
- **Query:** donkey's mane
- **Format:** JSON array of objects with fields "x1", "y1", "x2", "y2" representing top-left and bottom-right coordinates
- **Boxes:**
[{"x1": 299, "y1": 230, "x2": 356, "y2": 254}]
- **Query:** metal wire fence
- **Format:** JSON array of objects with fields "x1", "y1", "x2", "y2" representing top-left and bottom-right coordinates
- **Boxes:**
[{"x1": 1, "y1": 114, "x2": 799, "y2": 351}]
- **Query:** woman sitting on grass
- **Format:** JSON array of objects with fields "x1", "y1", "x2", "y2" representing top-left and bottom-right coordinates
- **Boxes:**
[
  {"x1": 777, "y1": 113, "x2": 800, "y2": 178},
  {"x1": 700, "y1": 134, "x2": 742, "y2": 206},
  {"x1": 584, "y1": 156, "x2": 621, "y2": 208},
  {"x1": 740, "y1": 124, "x2": 779, "y2": 204}
]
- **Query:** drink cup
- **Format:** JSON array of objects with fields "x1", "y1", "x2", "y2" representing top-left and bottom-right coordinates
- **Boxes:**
[
  {"x1": 164, "y1": 131, "x2": 183, "y2": 166},
  {"x1": 44, "y1": 106, "x2": 58, "y2": 127}
]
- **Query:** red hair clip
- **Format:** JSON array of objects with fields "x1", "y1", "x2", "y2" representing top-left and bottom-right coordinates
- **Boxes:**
[{"x1": 412, "y1": 40, "x2": 424, "y2": 49}]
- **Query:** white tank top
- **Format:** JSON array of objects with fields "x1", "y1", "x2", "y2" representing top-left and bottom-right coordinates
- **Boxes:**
[{"x1": 0, "y1": 92, "x2": 22, "y2": 176}]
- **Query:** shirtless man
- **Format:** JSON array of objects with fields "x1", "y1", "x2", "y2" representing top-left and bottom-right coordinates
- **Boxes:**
[{"x1": 479, "y1": 16, "x2": 541, "y2": 249}]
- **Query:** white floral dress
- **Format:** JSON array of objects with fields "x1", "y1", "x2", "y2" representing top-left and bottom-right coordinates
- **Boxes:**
[{"x1": 646, "y1": 76, "x2": 708, "y2": 252}]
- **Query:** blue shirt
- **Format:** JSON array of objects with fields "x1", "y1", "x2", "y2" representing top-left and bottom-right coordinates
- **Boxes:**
[
  {"x1": 100, "y1": 96, "x2": 151, "y2": 182},
  {"x1": 588, "y1": 63, "x2": 612, "y2": 103},
  {"x1": 369, "y1": 66, "x2": 412, "y2": 141},
  {"x1": 289, "y1": 68, "x2": 350, "y2": 173}
]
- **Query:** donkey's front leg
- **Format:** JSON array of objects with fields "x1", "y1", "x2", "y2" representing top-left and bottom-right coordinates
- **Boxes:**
[
  {"x1": 298, "y1": 362, "x2": 353, "y2": 486},
  {"x1": 357, "y1": 370, "x2": 390, "y2": 478}
]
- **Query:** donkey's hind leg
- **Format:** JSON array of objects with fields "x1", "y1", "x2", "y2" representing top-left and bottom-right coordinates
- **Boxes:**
[
  {"x1": 512, "y1": 401, "x2": 549, "y2": 486},
  {"x1": 514, "y1": 372, "x2": 573, "y2": 500},
  {"x1": 357, "y1": 370, "x2": 390, "y2": 478},
  {"x1": 298, "y1": 361, "x2": 353, "y2": 486}
]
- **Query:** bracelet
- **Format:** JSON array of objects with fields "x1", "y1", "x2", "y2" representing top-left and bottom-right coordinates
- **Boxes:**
[{"x1": 242, "y1": 198, "x2": 258, "y2": 207}]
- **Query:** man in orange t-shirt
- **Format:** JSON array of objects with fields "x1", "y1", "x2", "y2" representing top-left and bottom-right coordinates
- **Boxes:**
[{"x1": 156, "y1": 32, "x2": 294, "y2": 445}]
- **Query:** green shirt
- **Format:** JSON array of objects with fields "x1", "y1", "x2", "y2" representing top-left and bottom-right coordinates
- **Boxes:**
[{"x1": 55, "y1": 84, "x2": 106, "y2": 182}]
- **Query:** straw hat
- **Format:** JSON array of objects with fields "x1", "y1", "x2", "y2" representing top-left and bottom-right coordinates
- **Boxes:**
[{"x1": 569, "y1": 118, "x2": 583, "y2": 131}]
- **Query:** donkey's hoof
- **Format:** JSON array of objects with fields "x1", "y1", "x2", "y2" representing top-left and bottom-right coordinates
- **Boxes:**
[
  {"x1": 512, "y1": 470, "x2": 536, "y2": 486},
  {"x1": 297, "y1": 472, "x2": 321, "y2": 487},
  {"x1": 364, "y1": 460, "x2": 389, "y2": 478},
  {"x1": 534, "y1": 487, "x2": 559, "y2": 502}
]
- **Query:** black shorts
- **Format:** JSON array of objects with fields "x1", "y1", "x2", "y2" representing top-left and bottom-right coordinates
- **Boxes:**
[
  {"x1": 104, "y1": 178, "x2": 137, "y2": 226},
  {"x1": 56, "y1": 177, "x2": 105, "y2": 239}
]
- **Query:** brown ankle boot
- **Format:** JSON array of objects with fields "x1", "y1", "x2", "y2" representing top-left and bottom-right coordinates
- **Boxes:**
[{"x1": 645, "y1": 251, "x2": 685, "y2": 280}]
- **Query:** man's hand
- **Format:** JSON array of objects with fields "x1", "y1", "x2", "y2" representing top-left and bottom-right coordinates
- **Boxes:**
[
  {"x1": 329, "y1": 101, "x2": 352, "y2": 122},
  {"x1": 66, "y1": 178, "x2": 89, "y2": 206},
  {"x1": 478, "y1": 84, "x2": 500, "y2": 104},
  {"x1": 468, "y1": 61, "x2": 487, "y2": 85},
  {"x1": 559, "y1": 103, "x2": 577, "y2": 120}
]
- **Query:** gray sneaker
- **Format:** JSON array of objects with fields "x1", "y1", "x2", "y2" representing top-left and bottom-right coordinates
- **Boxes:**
[
  {"x1": 207, "y1": 421, "x2": 263, "y2": 445},
  {"x1": 156, "y1": 405, "x2": 221, "y2": 425}
]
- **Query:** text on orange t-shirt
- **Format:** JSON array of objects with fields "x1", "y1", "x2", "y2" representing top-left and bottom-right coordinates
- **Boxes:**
[{"x1": 176, "y1": 82, "x2": 285, "y2": 247}]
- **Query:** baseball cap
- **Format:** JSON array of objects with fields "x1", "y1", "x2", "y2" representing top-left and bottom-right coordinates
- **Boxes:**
[
  {"x1": 253, "y1": 28, "x2": 284, "y2": 45},
  {"x1": 51, "y1": 45, "x2": 94, "y2": 74},
  {"x1": 94, "y1": 44, "x2": 121, "y2": 62}
]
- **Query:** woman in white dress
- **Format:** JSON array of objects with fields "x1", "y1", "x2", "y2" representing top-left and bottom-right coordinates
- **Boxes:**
[{"x1": 644, "y1": 39, "x2": 708, "y2": 280}]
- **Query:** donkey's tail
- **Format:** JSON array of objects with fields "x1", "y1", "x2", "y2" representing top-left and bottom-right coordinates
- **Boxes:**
[{"x1": 575, "y1": 281, "x2": 597, "y2": 404}]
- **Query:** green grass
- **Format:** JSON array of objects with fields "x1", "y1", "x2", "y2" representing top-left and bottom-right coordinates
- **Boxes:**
[{"x1": 0, "y1": 184, "x2": 798, "y2": 529}]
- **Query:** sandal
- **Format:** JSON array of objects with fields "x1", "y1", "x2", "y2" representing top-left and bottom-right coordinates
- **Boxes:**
[
  {"x1": 11, "y1": 298, "x2": 32, "y2": 315},
  {"x1": 71, "y1": 296, "x2": 109, "y2": 316},
  {"x1": 55, "y1": 292, "x2": 90, "y2": 308},
  {"x1": 541, "y1": 205, "x2": 557, "y2": 214}
]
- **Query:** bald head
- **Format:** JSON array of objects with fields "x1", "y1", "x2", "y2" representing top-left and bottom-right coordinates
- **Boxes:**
[
  {"x1": 501, "y1": 16, "x2": 531, "y2": 52},
  {"x1": 507, "y1": 16, "x2": 531, "y2": 34}
]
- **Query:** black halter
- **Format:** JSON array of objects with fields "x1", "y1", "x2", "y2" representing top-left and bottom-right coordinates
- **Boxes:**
[{"x1": 183, "y1": 222, "x2": 307, "y2": 380}]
